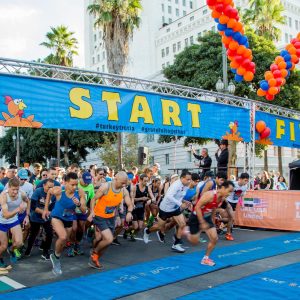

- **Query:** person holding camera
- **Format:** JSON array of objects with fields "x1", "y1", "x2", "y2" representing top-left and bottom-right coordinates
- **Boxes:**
[
  {"x1": 191, "y1": 146, "x2": 212, "y2": 179},
  {"x1": 215, "y1": 140, "x2": 229, "y2": 173}
]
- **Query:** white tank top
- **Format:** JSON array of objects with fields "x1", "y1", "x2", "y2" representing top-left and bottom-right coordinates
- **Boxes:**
[{"x1": 0, "y1": 191, "x2": 22, "y2": 224}]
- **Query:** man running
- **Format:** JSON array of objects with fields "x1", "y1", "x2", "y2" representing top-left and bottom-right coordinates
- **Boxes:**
[
  {"x1": 143, "y1": 170, "x2": 192, "y2": 253},
  {"x1": 25, "y1": 179, "x2": 55, "y2": 260},
  {"x1": 88, "y1": 171, "x2": 133, "y2": 270},
  {"x1": 187, "y1": 181, "x2": 234, "y2": 266},
  {"x1": 43, "y1": 172, "x2": 86, "y2": 275},
  {"x1": 0, "y1": 178, "x2": 29, "y2": 268}
]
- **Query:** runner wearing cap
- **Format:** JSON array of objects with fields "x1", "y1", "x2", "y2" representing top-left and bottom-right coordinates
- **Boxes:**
[
  {"x1": 68, "y1": 171, "x2": 95, "y2": 256},
  {"x1": 1, "y1": 165, "x2": 17, "y2": 186}
]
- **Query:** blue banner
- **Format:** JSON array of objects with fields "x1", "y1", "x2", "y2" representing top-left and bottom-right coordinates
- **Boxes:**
[
  {"x1": 0, "y1": 74, "x2": 251, "y2": 141},
  {"x1": 256, "y1": 111, "x2": 300, "y2": 148}
]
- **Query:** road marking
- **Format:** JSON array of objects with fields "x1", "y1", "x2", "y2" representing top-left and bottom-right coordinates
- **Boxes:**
[
  {"x1": 0, "y1": 276, "x2": 25, "y2": 289},
  {"x1": 235, "y1": 228, "x2": 255, "y2": 232},
  {"x1": 118, "y1": 235, "x2": 152, "y2": 242}
]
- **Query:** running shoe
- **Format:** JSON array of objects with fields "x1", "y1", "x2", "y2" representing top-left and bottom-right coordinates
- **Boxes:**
[
  {"x1": 0, "y1": 258, "x2": 12, "y2": 271},
  {"x1": 156, "y1": 231, "x2": 165, "y2": 243},
  {"x1": 41, "y1": 251, "x2": 51, "y2": 261},
  {"x1": 7, "y1": 248, "x2": 17, "y2": 264},
  {"x1": 14, "y1": 249, "x2": 21, "y2": 260},
  {"x1": 129, "y1": 232, "x2": 136, "y2": 242},
  {"x1": 50, "y1": 254, "x2": 62, "y2": 275},
  {"x1": 74, "y1": 243, "x2": 84, "y2": 255},
  {"x1": 143, "y1": 228, "x2": 150, "y2": 244},
  {"x1": 199, "y1": 237, "x2": 207, "y2": 243},
  {"x1": 88, "y1": 253, "x2": 104, "y2": 270},
  {"x1": 24, "y1": 248, "x2": 32, "y2": 257},
  {"x1": 225, "y1": 233, "x2": 234, "y2": 241},
  {"x1": 112, "y1": 238, "x2": 121, "y2": 246},
  {"x1": 123, "y1": 231, "x2": 128, "y2": 240},
  {"x1": 201, "y1": 258, "x2": 216, "y2": 266},
  {"x1": 67, "y1": 245, "x2": 75, "y2": 257},
  {"x1": 171, "y1": 244, "x2": 186, "y2": 253}
]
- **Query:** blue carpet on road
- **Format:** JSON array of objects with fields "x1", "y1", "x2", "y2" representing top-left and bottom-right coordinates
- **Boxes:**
[
  {"x1": 2, "y1": 233, "x2": 300, "y2": 300},
  {"x1": 178, "y1": 262, "x2": 300, "y2": 300}
]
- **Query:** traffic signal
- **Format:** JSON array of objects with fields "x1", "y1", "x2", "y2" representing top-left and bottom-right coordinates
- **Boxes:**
[{"x1": 138, "y1": 147, "x2": 149, "y2": 165}]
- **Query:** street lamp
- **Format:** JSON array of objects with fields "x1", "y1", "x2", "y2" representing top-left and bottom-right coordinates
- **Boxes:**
[{"x1": 215, "y1": 78, "x2": 236, "y2": 95}]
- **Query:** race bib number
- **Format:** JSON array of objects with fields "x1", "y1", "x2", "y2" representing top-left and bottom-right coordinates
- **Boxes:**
[{"x1": 105, "y1": 206, "x2": 116, "y2": 214}]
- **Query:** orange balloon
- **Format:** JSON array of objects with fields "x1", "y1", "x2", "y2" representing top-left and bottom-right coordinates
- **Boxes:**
[
  {"x1": 257, "y1": 89, "x2": 267, "y2": 97},
  {"x1": 287, "y1": 45, "x2": 296, "y2": 55},
  {"x1": 237, "y1": 45, "x2": 246, "y2": 55},
  {"x1": 290, "y1": 63, "x2": 296, "y2": 70},
  {"x1": 227, "y1": 19, "x2": 237, "y2": 28},
  {"x1": 281, "y1": 69, "x2": 288, "y2": 77},
  {"x1": 233, "y1": 22, "x2": 243, "y2": 32},
  {"x1": 230, "y1": 61, "x2": 240, "y2": 69},
  {"x1": 219, "y1": 15, "x2": 230, "y2": 24},
  {"x1": 244, "y1": 71, "x2": 254, "y2": 81},
  {"x1": 282, "y1": 78, "x2": 286, "y2": 85},
  {"x1": 264, "y1": 71, "x2": 274, "y2": 80},
  {"x1": 268, "y1": 78, "x2": 277, "y2": 87},
  {"x1": 223, "y1": 0, "x2": 232, "y2": 4},
  {"x1": 222, "y1": 36, "x2": 232, "y2": 45},
  {"x1": 291, "y1": 55, "x2": 299, "y2": 63},
  {"x1": 237, "y1": 67, "x2": 246, "y2": 75},
  {"x1": 278, "y1": 61, "x2": 287, "y2": 69},
  {"x1": 256, "y1": 120, "x2": 266, "y2": 133},
  {"x1": 269, "y1": 87, "x2": 279, "y2": 95},
  {"x1": 275, "y1": 56, "x2": 284, "y2": 64},
  {"x1": 297, "y1": 33, "x2": 300, "y2": 39},
  {"x1": 229, "y1": 41, "x2": 239, "y2": 50},
  {"x1": 212, "y1": 10, "x2": 221, "y2": 19},
  {"x1": 243, "y1": 49, "x2": 252, "y2": 58},
  {"x1": 228, "y1": 56, "x2": 235, "y2": 61}
]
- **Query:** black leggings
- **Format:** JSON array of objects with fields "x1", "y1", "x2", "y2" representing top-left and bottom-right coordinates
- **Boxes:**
[{"x1": 27, "y1": 221, "x2": 53, "y2": 252}]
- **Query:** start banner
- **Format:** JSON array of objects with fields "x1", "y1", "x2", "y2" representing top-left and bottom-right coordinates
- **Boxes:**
[
  {"x1": 0, "y1": 74, "x2": 251, "y2": 141},
  {"x1": 235, "y1": 190, "x2": 300, "y2": 231}
]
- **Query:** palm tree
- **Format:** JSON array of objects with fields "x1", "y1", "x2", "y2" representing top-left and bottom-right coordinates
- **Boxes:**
[
  {"x1": 41, "y1": 25, "x2": 79, "y2": 166},
  {"x1": 40, "y1": 25, "x2": 78, "y2": 67},
  {"x1": 243, "y1": 0, "x2": 285, "y2": 42},
  {"x1": 87, "y1": 0, "x2": 142, "y2": 169}
]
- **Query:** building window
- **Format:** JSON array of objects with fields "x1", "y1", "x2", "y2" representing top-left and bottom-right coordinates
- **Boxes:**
[
  {"x1": 168, "y1": 6, "x2": 172, "y2": 14},
  {"x1": 190, "y1": 36, "x2": 194, "y2": 44},
  {"x1": 146, "y1": 134, "x2": 155, "y2": 143},
  {"x1": 187, "y1": 151, "x2": 192, "y2": 162},
  {"x1": 290, "y1": 34, "x2": 293, "y2": 41},
  {"x1": 182, "y1": 0, "x2": 186, "y2": 6},
  {"x1": 177, "y1": 41, "x2": 181, "y2": 51},
  {"x1": 289, "y1": 17, "x2": 292, "y2": 27},
  {"x1": 98, "y1": 31, "x2": 102, "y2": 39},
  {"x1": 161, "y1": 49, "x2": 165, "y2": 58},
  {"x1": 162, "y1": 3, "x2": 164, "y2": 12},
  {"x1": 166, "y1": 61, "x2": 170, "y2": 66},
  {"x1": 296, "y1": 20, "x2": 299, "y2": 30},
  {"x1": 169, "y1": 18, "x2": 172, "y2": 23},
  {"x1": 173, "y1": 43, "x2": 176, "y2": 53},
  {"x1": 165, "y1": 154, "x2": 170, "y2": 165},
  {"x1": 176, "y1": 8, "x2": 179, "y2": 16},
  {"x1": 97, "y1": 67, "x2": 100, "y2": 72},
  {"x1": 97, "y1": 54, "x2": 100, "y2": 62},
  {"x1": 285, "y1": 33, "x2": 289, "y2": 43},
  {"x1": 103, "y1": 51, "x2": 105, "y2": 59},
  {"x1": 190, "y1": 1, "x2": 193, "y2": 9},
  {"x1": 102, "y1": 65, "x2": 105, "y2": 72},
  {"x1": 175, "y1": 0, "x2": 179, "y2": 3},
  {"x1": 203, "y1": 9, "x2": 208, "y2": 15},
  {"x1": 162, "y1": 63, "x2": 165, "y2": 69},
  {"x1": 92, "y1": 57, "x2": 95, "y2": 64},
  {"x1": 183, "y1": 10, "x2": 186, "y2": 16},
  {"x1": 166, "y1": 47, "x2": 169, "y2": 55},
  {"x1": 185, "y1": 38, "x2": 189, "y2": 47},
  {"x1": 94, "y1": 34, "x2": 97, "y2": 42},
  {"x1": 162, "y1": 16, "x2": 165, "y2": 24},
  {"x1": 190, "y1": 16, "x2": 194, "y2": 21}
]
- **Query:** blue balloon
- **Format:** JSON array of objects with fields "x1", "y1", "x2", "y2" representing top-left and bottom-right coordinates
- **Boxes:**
[
  {"x1": 284, "y1": 54, "x2": 291, "y2": 62},
  {"x1": 214, "y1": 18, "x2": 220, "y2": 23},
  {"x1": 260, "y1": 80, "x2": 269, "y2": 91},
  {"x1": 231, "y1": 68, "x2": 237, "y2": 74},
  {"x1": 286, "y1": 61, "x2": 293, "y2": 69},
  {"x1": 225, "y1": 29, "x2": 234, "y2": 37},
  {"x1": 233, "y1": 32, "x2": 242, "y2": 43},
  {"x1": 245, "y1": 41, "x2": 249, "y2": 48},
  {"x1": 217, "y1": 23, "x2": 227, "y2": 31},
  {"x1": 280, "y1": 50, "x2": 289, "y2": 57},
  {"x1": 239, "y1": 36, "x2": 248, "y2": 45},
  {"x1": 235, "y1": 74, "x2": 243, "y2": 82}
]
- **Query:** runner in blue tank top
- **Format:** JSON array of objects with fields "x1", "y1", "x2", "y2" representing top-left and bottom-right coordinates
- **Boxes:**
[
  {"x1": 43, "y1": 172, "x2": 86, "y2": 275},
  {"x1": 197, "y1": 171, "x2": 227, "y2": 198}
]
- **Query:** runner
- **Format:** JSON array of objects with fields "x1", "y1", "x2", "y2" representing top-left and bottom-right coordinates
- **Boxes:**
[
  {"x1": 43, "y1": 172, "x2": 86, "y2": 275},
  {"x1": 186, "y1": 180, "x2": 234, "y2": 266},
  {"x1": 35, "y1": 167, "x2": 60, "y2": 188},
  {"x1": 147, "y1": 177, "x2": 162, "y2": 227},
  {"x1": 0, "y1": 178, "x2": 29, "y2": 268},
  {"x1": 88, "y1": 171, "x2": 133, "y2": 270},
  {"x1": 143, "y1": 170, "x2": 192, "y2": 253},
  {"x1": 25, "y1": 179, "x2": 55, "y2": 260},
  {"x1": 222, "y1": 172, "x2": 249, "y2": 240},
  {"x1": 198, "y1": 171, "x2": 227, "y2": 196},
  {"x1": 130, "y1": 174, "x2": 155, "y2": 241}
]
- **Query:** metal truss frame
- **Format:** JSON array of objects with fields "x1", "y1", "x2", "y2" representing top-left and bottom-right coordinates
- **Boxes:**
[{"x1": 0, "y1": 57, "x2": 299, "y2": 180}]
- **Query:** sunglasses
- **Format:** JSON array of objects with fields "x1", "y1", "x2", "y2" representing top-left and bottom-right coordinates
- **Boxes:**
[
  {"x1": 42, "y1": 174, "x2": 48, "y2": 177},
  {"x1": 20, "y1": 178, "x2": 27, "y2": 181},
  {"x1": 98, "y1": 173, "x2": 104, "y2": 175}
]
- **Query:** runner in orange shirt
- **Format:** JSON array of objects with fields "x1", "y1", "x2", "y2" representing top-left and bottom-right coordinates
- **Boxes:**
[{"x1": 88, "y1": 171, "x2": 133, "y2": 270}]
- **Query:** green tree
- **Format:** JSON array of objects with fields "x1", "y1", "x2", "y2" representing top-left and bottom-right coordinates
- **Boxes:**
[
  {"x1": 40, "y1": 25, "x2": 78, "y2": 67},
  {"x1": 99, "y1": 134, "x2": 140, "y2": 170},
  {"x1": 243, "y1": 0, "x2": 285, "y2": 42},
  {"x1": 88, "y1": 0, "x2": 142, "y2": 169}
]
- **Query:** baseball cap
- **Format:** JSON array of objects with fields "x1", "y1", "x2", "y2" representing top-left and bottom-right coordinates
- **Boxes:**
[
  {"x1": 18, "y1": 168, "x2": 29, "y2": 180},
  {"x1": 82, "y1": 172, "x2": 92, "y2": 184},
  {"x1": 127, "y1": 172, "x2": 134, "y2": 180},
  {"x1": 153, "y1": 163, "x2": 161, "y2": 170}
]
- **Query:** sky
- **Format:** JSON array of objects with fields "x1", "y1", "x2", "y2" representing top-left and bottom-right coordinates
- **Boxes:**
[{"x1": 0, "y1": 0, "x2": 85, "y2": 67}]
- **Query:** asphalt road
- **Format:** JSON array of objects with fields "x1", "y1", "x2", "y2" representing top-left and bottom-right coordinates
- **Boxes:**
[{"x1": 0, "y1": 227, "x2": 297, "y2": 299}]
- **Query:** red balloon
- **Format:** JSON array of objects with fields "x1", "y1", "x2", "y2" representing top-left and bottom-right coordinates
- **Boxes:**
[
  {"x1": 235, "y1": 55, "x2": 243, "y2": 64},
  {"x1": 291, "y1": 38, "x2": 298, "y2": 44},
  {"x1": 228, "y1": 8, "x2": 238, "y2": 18},
  {"x1": 294, "y1": 42, "x2": 300, "y2": 49},
  {"x1": 273, "y1": 70, "x2": 282, "y2": 78},
  {"x1": 260, "y1": 127, "x2": 271, "y2": 139},
  {"x1": 215, "y1": 4, "x2": 224, "y2": 12},
  {"x1": 206, "y1": 0, "x2": 217, "y2": 5},
  {"x1": 276, "y1": 78, "x2": 283, "y2": 86},
  {"x1": 227, "y1": 49, "x2": 237, "y2": 56},
  {"x1": 296, "y1": 49, "x2": 300, "y2": 57},
  {"x1": 223, "y1": 5, "x2": 232, "y2": 16},
  {"x1": 270, "y1": 63, "x2": 279, "y2": 72},
  {"x1": 265, "y1": 93, "x2": 275, "y2": 101},
  {"x1": 242, "y1": 59, "x2": 251, "y2": 69}
]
